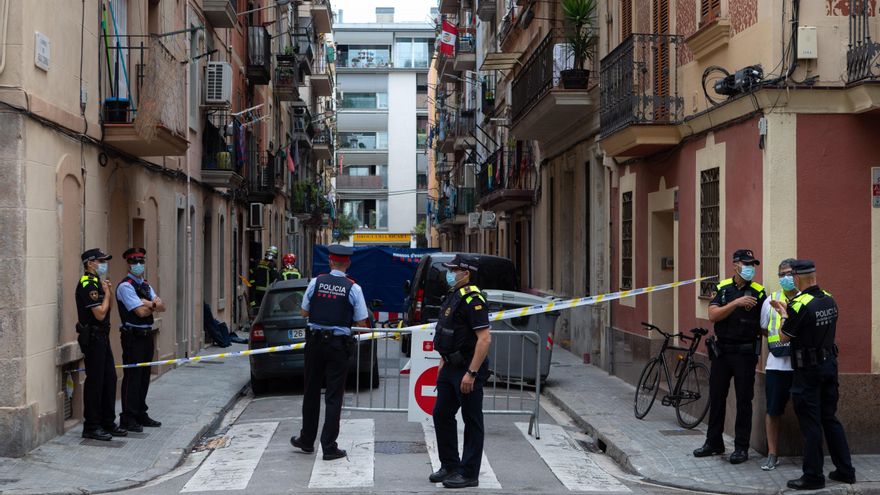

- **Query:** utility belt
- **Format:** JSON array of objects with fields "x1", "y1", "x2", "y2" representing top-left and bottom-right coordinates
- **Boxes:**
[
  {"x1": 793, "y1": 345, "x2": 838, "y2": 370},
  {"x1": 76, "y1": 322, "x2": 109, "y2": 337},
  {"x1": 707, "y1": 337, "x2": 760, "y2": 360},
  {"x1": 306, "y1": 329, "x2": 353, "y2": 343},
  {"x1": 121, "y1": 325, "x2": 155, "y2": 337},
  {"x1": 440, "y1": 349, "x2": 473, "y2": 368}
]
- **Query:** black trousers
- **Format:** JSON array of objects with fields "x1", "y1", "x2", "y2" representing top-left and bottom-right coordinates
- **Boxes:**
[
  {"x1": 81, "y1": 331, "x2": 117, "y2": 431},
  {"x1": 120, "y1": 331, "x2": 155, "y2": 425},
  {"x1": 299, "y1": 333, "x2": 350, "y2": 450},
  {"x1": 791, "y1": 359, "x2": 855, "y2": 483},
  {"x1": 433, "y1": 361, "x2": 488, "y2": 480},
  {"x1": 706, "y1": 350, "x2": 758, "y2": 450}
]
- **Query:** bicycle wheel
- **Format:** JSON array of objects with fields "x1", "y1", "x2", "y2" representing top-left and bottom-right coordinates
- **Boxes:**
[
  {"x1": 675, "y1": 362, "x2": 710, "y2": 429},
  {"x1": 634, "y1": 358, "x2": 662, "y2": 419}
]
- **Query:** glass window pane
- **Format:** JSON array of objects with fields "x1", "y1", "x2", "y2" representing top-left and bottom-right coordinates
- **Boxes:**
[
  {"x1": 377, "y1": 200, "x2": 388, "y2": 228},
  {"x1": 377, "y1": 93, "x2": 388, "y2": 108}
]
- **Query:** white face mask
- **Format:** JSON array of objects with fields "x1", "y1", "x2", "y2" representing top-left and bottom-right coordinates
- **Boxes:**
[{"x1": 96, "y1": 262, "x2": 109, "y2": 278}]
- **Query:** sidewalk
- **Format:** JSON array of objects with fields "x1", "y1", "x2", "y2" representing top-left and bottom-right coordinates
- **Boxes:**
[
  {"x1": 0, "y1": 343, "x2": 250, "y2": 495},
  {"x1": 544, "y1": 347, "x2": 880, "y2": 494}
]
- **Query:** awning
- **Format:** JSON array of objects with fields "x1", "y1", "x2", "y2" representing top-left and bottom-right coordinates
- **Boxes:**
[{"x1": 480, "y1": 52, "x2": 523, "y2": 71}]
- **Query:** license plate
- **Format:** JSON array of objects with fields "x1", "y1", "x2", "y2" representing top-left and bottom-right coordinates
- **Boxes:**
[{"x1": 288, "y1": 329, "x2": 305, "y2": 340}]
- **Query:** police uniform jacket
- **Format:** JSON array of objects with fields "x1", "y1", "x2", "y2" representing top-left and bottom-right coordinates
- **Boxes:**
[
  {"x1": 781, "y1": 286, "x2": 838, "y2": 355},
  {"x1": 433, "y1": 285, "x2": 490, "y2": 358},
  {"x1": 76, "y1": 274, "x2": 110, "y2": 329},
  {"x1": 710, "y1": 278, "x2": 767, "y2": 344}
]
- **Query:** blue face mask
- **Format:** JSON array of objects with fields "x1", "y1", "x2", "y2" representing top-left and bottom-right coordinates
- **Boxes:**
[
  {"x1": 779, "y1": 275, "x2": 796, "y2": 291},
  {"x1": 445, "y1": 271, "x2": 457, "y2": 287},
  {"x1": 130, "y1": 263, "x2": 146, "y2": 277},
  {"x1": 739, "y1": 265, "x2": 755, "y2": 281},
  {"x1": 96, "y1": 263, "x2": 108, "y2": 278}
]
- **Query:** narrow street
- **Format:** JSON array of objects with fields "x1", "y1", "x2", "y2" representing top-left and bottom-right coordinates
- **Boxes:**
[{"x1": 118, "y1": 380, "x2": 693, "y2": 495}]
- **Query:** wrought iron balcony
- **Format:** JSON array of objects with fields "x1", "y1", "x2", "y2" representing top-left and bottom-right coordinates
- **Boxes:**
[
  {"x1": 247, "y1": 26, "x2": 272, "y2": 85},
  {"x1": 482, "y1": 74, "x2": 496, "y2": 117},
  {"x1": 847, "y1": 3, "x2": 880, "y2": 83},
  {"x1": 203, "y1": 0, "x2": 236, "y2": 29},
  {"x1": 246, "y1": 151, "x2": 278, "y2": 204},
  {"x1": 275, "y1": 57, "x2": 299, "y2": 101},
  {"x1": 293, "y1": 27, "x2": 316, "y2": 75},
  {"x1": 476, "y1": 148, "x2": 535, "y2": 211},
  {"x1": 599, "y1": 33, "x2": 684, "y2": 157},
  {"x1": 312, "y1": 124, "x2": 334, "y2": 161},
  {"x1": 498, "y1": 5, "x2": 516, "y2": 46},
  {"x1": 291, "y1": 106, "x2": 314, "y2": 148},
  {"x1": 438, "y1": 187, "x2": 474, "y2": 226},
  {"x1": 201, "y1": 112, "x2": 244, "y2": 189},
  {"x1": 454, "y1": 28, "x2": 477, "y2": 71},
  {"x1": 310, "y1": 53, "x2": 334, "y2": 97},
  {"x1": 510, "y1": 30, "x2": 596, "y2": 141},
  {"x1": 291, "y1": 181, "x2": 330, "y2": 221},
  {"x1": 299, "y1": 0, "x2": 333, "y2": 35},
  {"x1": 100, "y1": 34, "x2": 187, "y2": 156}
]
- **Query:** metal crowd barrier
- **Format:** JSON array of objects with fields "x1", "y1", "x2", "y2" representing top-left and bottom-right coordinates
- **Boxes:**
[{"x1": 346, "y1": 327, "x2": 542, "y2": 439}]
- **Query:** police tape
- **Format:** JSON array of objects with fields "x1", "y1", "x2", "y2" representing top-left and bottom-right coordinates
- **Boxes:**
[{"x1": 93, "y1": 275, "x2": 715, "y2": 370}]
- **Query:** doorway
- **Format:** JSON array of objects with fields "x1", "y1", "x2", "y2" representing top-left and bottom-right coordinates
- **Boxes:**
[
  {"x1": 650, "y1": 210, "x2": 675, "y2": 332},
  {"x1": 176, "y1": 207, "x2": 187, "y2": 357}
]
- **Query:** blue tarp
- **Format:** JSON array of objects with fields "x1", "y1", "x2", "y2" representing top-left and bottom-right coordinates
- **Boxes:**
[{"x1": 312, "y1": 246, "x2": 439, "y2": 315}]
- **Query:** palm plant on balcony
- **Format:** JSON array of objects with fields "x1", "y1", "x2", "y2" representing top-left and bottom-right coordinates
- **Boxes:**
[{"x1": 561, "y1": 0, "x2": 597, "y2": 89}]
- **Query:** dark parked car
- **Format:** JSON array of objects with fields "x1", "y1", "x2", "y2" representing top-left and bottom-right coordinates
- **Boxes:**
[
  {"x1": 400, "y1": 252, "x2": 519, "y2": 355},
  {"x1": 248, "y1": 279, "x2": 380, "y2": 394}
]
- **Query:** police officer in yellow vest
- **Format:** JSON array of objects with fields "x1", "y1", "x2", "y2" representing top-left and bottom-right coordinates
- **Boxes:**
[
  {"x1": 758, "y1": 258, "x2": 798, "y2": 471},
  {"x1": 694, "y1": 249, "x2": 766, "y2": 464},
  {"x1": 771, "y1": 259, "x2": 855, "y2": 490},
  {"x1": 76, "y1": 249, "x2": 128, "y2": 441},
  {"x1": 429, "y1": 254, "x2": 491, "y2": 489}
]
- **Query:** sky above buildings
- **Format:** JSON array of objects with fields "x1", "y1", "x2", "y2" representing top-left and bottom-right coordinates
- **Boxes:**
[{"x1": 332, "y1": 0, "x2": 437, "y2": 23}]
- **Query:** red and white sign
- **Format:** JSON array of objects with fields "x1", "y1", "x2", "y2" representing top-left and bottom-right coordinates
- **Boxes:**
[{"x1": 408, "y1": 328, "x2": 441, "y2": 423}]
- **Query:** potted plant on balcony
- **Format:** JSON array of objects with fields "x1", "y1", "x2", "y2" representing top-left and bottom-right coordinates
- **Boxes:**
[{"x1": 560, "y1": 0, "x2": 597, "y2": 89}]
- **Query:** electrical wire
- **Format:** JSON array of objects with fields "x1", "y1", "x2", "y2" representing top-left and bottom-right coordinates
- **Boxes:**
[{"x1": 701, "y1": 65, "x2": 729, "y2": 106}]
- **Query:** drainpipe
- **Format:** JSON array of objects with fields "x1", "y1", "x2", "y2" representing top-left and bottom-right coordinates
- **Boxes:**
[{"x1": 0, "y1": 0, "x2": 9, "y2": 77}]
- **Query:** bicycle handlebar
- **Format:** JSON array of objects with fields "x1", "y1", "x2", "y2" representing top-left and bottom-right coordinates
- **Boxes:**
[{"x1": 642, "y1": 322, "x2": 707, "y2": 341}]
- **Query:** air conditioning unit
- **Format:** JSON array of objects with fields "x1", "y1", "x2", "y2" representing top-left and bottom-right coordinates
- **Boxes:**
[
  {"x1": 204, "y1": 61, "x2": 232, "y2": 107},
  {"x1": 481, "y1": 210, "x2": 497, "y2": 229},
  {"x1": 248, "y1": 203, "x2": 264, "y2": 229},
  {"x1": 286, "y1": 217, "x2": 299, "y2": 235},
  {"x1": 468, "y1": 212, "x2": 480, "y2": 229}
]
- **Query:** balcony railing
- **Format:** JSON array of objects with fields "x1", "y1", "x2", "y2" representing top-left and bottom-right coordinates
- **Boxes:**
[
  {"x1": 293, "y1": 27, "x2": 316, "y2": 73},
  {"x1": 457, "y1": 29, "x2": 476, "y2": 53},
  {"x1": 599, "y1": 33, "x2": 683, "y2": 137},
  {"x1": 275, "y1": 59, "x2": 299, "y2": 100},
  {"x1": 482, "y1": 74, "x2": 496, "y2": 116},
  {"x1": 847, "y1": 3, "x2": 880, "y2": 83},
  {"x1": 292, "y1": 181, "x2": 330, "y2": 217},
  {"x1": 438, "y1": 187, "x2": 475, "y2": 223},
  {"x1": 498, "y1": 5, "x2": 516, "y2": 45},
  {"x1": 512, "y1": 31, "x2": 566, "y2": 123},
  {"x1": 247, "y1": 151, "x2": 278, "y2": 204},
  {"x1": 247, "y1": 26, "x2": 272, "y2": 84},
  {"x1": 475, "y1": 147, "x2": 536, "y2": 210},
  {"x1": 336, "y1": 175, "x2": 386, "y2": 190}
]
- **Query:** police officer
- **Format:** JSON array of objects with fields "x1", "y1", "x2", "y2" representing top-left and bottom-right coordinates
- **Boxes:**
[
  {"x1": 759, "y1": 258, "x2": 798, "y2": 471},
  {"x1": 116, "y1": 247, "x2": 166, "y2": 432},
  {"x1": 280, "y1": 253, "x2": 302, "y2": 280},
  {"x1": 76, "y1": 249, "x2": 127, "y2": 441},
  {"x1": 429, "y1": 254, "x2": 491, "y2": 489},
  {"x1": 291, "y1": 245, "x2": 369, "y2": 461},
  {"x1": 772, "y1": 260, "x2": 855, "y2": 490},
  {"x1": 694, "y1": 249, "x2": 766, "y2": 464},
  {"x1": 249, "y1": 248, "x2": 279, "y2": 311}
]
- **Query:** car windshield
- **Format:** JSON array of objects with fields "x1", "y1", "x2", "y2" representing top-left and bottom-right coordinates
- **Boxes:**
[{"x1": 263, "y1": 288, "x2": 306, "y2": 318}]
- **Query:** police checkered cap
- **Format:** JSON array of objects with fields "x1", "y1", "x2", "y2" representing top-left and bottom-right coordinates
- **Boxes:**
[
  {"x1": 442, "y1": 254, "x2": 479, "y2": 272},
  {"x1": 790, "y1": 259, "x2": 816, "y2": 274}
]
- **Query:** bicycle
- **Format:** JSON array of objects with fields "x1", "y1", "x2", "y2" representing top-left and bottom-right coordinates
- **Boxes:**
[{"x1": 633, "y1": 322, "x2": 711, "y2": 429}]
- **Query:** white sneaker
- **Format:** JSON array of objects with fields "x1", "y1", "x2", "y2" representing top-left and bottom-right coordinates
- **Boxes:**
[{"x1": 761, "y1": 454, "x2": 778, "y2": 471}]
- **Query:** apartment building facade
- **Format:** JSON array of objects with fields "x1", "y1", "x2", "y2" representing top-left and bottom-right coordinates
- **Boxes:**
[
  {"x1": 334, "y1": 9, "x2": 430, "y2": 246},
  {"x1": 431, "y1": 0, "x2": 880, "y2": 453},
  {"x1": 0, "y1": 0, "x2": 334, "y2": 456}
]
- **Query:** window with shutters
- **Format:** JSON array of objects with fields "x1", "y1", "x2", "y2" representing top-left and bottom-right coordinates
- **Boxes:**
[
  {"x1": 652, "y1": 0, "x2": 671, "y2": 121},
  {"x1": 699, "y1": 167, "x2": 720, "y2": 298},
  {"x1": 621, "y1": 0, "x2": 633, "y2": 41},
  {"x1": 700, "y1": 0, "x2": 721, "y2": 25},
  {"x1": 621, "y1": 191, "x2": 633, "y2": 290}
]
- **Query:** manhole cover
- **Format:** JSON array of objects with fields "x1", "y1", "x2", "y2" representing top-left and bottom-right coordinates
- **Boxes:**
[
  {"x1": 374, "y1": 441, "x2": 427, "y2": 454},
  {"x1": 658, "y1": 429, "x2": 703, "y2": 436}
]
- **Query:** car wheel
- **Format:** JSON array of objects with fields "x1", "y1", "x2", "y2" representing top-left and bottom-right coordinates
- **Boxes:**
[{"x1": 251, "y1": 373, "x2": 269, "y2": 395}]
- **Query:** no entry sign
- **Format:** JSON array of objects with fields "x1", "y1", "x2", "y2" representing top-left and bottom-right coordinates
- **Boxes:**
[{"x1": 408, "y1": 329, "x2": 441, "y2": 423}]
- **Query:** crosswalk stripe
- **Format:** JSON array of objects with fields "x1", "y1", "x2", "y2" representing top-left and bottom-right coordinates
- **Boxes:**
[
  {"x1": 308, "y1": 418, "x2": 375, "y2": 488},
  {"x1": 180, "y1": 421, "x2": 278, "y2": 492},
  {"x1": 515, "y1": 423, "x2": 631, "y2": 493},
  {"x1": 421, "y1": 422, "x2": 502, "y2": 489}
]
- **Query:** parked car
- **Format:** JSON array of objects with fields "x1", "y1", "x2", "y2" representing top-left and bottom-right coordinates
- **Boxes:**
[
  {"x1": 248, "y1": 279, "x2": 380, "y2": 394},
  {"x1": 400, "y1": 252, "x2": 519, "y2": 355}
]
